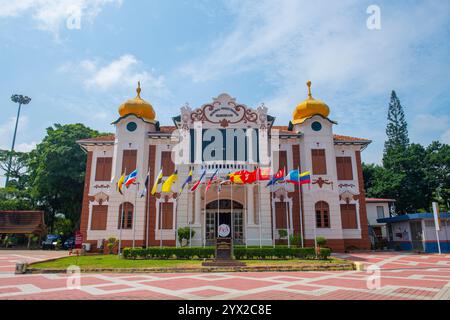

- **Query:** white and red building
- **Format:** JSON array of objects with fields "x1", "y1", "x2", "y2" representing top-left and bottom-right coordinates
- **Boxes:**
[{"x1": 77, "y1": 81, "x2": 373, "y2": 252}]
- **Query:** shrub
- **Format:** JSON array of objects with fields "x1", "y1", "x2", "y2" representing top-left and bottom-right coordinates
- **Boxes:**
[
  {"x1": 278, "y1": 229, "x2": 288, "y2": 239},
  {"x1": 233, "y1": 247, "x2": 330, "y2": 260},
  {"x1": 177, "y1": 227, "x2": 196, "y2": 247},
  {"x1": 106, "y1": 237, "x2": 118, "y2": 254},
  {"x1": 316, "y1": 236, "x2": 327, "y2": 247},
  {"x1": 289, "y1": 233, "x2": 303, "y2": 247},
  {"x1": 122, "y1": 247, "x2": 215, "y2": 260}
]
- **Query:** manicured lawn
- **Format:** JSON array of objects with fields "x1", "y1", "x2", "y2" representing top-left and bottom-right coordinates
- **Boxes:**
[
  {"x1": 31, "y1": 255, "x2": 202, "y2": 269},
  {"x1": 31, "y1": 254, "x2": 349, "y2": 270}
]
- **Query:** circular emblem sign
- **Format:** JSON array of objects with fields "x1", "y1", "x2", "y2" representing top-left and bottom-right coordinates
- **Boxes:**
[{"x1": 218, "y1": 224, "x2": 231, "y2": 238}]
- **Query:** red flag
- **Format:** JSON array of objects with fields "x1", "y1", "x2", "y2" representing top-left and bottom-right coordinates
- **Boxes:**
[
  {"x1": 205, "y1": 169, "x2": 219, "y2": 192},
  {"x1": 242, "y1": 170, "x2": 256, "y2": 184},
  {"x1": 256, "y1": 167, "x2": 271, "y2": 181}
]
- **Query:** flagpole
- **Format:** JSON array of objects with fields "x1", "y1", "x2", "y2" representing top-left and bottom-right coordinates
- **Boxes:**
[
  {"x1": 230, "y1": 177, "x2": 234, "y2": 243},
  {"x1": 284, "y1": 166, "x2": 290, "y2": 248},
  {"x1": 217, "y1": 177, "x2": 220, "y2": 241},
  {"x1": 145, "y1": 172, "x2": 150, "y2": 248},
  {"x1": 257, "y1": 167, "x2": 262, "y2": 248},
  {"x1": 297, "y1": 166, "x2": 304, "y2": 248},
  {"x1": 271, "y1": 182, "x2": 275, "y2": 248},
  {"x1": 187, "y1": 176, "x2": 192, "y2": 248},
  {"x1": 159, "y1": 200, "x2": 163, "y2": 248},
  {"x1": 118, "y1": 168, "x2": 126, "y2": 256},
  {"x1": 203, "y1": 183, "x2": 206, "y2": 248},
  {"x1": 175, "y1": 191, "x2": 179, "y2": 248},
  {"x1": 132, "y1": 181, "x2": 139, "y2": 248},
  {"x1": 243, "y1": 181, "x2": 247, "y2": 248}
]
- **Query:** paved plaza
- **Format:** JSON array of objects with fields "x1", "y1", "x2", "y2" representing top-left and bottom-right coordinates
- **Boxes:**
[{"x1": 0, "y1": 250, "x2": 449, "y2": 300}]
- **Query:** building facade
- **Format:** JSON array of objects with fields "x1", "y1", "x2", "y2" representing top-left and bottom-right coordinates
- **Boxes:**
[
  {"x1": 78, "y1": 81, "x2": 372, "y2": 252},
  {"x1": 366, "y1": 198, "x2": 395, "y2": 245},
  {"x1": 377, "y1": 213, "x2": 450, "y2": 253}
]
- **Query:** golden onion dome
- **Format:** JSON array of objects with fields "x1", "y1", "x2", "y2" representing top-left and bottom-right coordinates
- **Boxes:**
[
  {"x1": 292, "y1": 80, "x2": 330, "y2": 125},
  {"x1": 118, "y1": 82, "x2": 156, "y2": 121}
]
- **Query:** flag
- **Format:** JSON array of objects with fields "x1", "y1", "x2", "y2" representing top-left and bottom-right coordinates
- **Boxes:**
[
  {"x1": 218, "y1": 177, "x2": 230, "y2": 193},
  {"x1": 140, "y1": 171, "x2": 150, "y2": 198},
  {"x1": 151, "y1": 169, "x2": 163, "y2": 195},
  {"x1": 257, "y1": 167, "x2": 271, "y2": 181},
  {"x1": 190, "y1": 170, "x2": 206, "y2": 192},
  {"x1": 124, "y1": 169, "x2": 138, "y2": 187},
  {"x1": 242, "y1": 169, "x2": 257, "y2": 184},
  {"x1": 117, "y1": 173, "x2": 126, "y2": 195},
  {"x1": 161, "y1": 170, "x2": 178, "y2": 193},
  {"x1": 285, "y1": 170, "x2": 311, "y2": 185},
  {"x1": 266, "y1": 168, "x2": 285, "y2": 187},
  {"x1": 179, "y1": 170, "x2": 193, "y2": 194},
  {"x1": 285, "y1": 169, "x2": 300, "y2": 184},
  {"x1": 229, "y1": 171, "x2": 244, "y2": 184},
  {"x1": 205, "y1": 169, "x2": 219, "y2": 192},
  {"x1": 299, "y1": 171, "x2": 311, "y2": 184}
]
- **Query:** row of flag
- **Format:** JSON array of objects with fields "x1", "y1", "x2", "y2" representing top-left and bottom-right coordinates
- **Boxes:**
[{"x1": 117, "y1": 167, "x2": 311, "y2": 196}]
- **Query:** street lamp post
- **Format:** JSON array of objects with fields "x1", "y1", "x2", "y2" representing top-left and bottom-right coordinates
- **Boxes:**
[{"x1": 5, "y1": 94, "x2": 31, "y2": 186}]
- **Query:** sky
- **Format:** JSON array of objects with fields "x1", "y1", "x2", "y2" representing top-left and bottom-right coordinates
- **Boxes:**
[{"x1": 1, "y1": 0, "x2": 449, "y2": 184}]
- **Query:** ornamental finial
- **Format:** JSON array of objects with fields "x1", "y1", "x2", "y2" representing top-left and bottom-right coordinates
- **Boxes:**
[
  {"x1": 307, "y1": 80, "x2": 312, "y2": 99},
  {"x1": 136, "y1": 81, "x2": 141, "y2": 98}
]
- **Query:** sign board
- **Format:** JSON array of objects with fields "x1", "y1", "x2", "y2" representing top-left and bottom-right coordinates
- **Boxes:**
[
  {"x1": 218, "y1": 224, "x2": 231, "y2": 238},
  {"x1": 75, "y1": 231, "x2": 83, "y2": 249},
  {"x1": 432, "y1": 202, "x2": 441, "y2": 231},
  {"x1": 215, "y1": 238, "x2": 232, "y2": 260}
]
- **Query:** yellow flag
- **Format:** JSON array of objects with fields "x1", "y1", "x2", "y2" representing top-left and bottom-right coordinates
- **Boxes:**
[
  {"x1": 161, "y1": 170, "x2": 178, "y2": 193},
  {"x1": 117, "y1": 173, "x2": 125, "y2": 195},
  {"x1": 151, "y1": 169, "x2": 164, "y2": 195}
]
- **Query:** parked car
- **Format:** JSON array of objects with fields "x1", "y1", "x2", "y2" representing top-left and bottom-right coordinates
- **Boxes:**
[
  {"x1": 41, "y1": 234, "x2": 61, "y2": 250},
  {"x1": 63, "y1": 237, "x2": 75, "y2": 250}
]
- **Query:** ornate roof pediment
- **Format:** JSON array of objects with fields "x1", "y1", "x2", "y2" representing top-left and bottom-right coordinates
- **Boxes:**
[{"x1": 174, "y1": 93, "x2": 274, "y2": 130}]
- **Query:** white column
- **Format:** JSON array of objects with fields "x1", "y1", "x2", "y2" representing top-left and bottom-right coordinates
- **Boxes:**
[
  {"x1": 247, "y1": 185, "x2": 255, "y2": 225},
  {"x1": 194, "y1": 188, "x2": 201, "y2": 226}
]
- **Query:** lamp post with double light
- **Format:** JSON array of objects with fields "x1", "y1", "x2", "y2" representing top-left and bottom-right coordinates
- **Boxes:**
[{"x1": 5, "y1": 94, "x2": 31, "y2": 186}]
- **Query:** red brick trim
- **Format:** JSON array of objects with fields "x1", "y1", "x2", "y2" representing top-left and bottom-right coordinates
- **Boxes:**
[
  {"x1": 346, "y1": 150, "x2": 371, "y2": 250},
  {"x1": 80, "y1": 151, "x2": 93, "y2": 242}
]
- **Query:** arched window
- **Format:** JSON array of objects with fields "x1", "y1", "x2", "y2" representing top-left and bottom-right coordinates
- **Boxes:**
[
  {"x1": 315, "y1": 201, "x2": 330, "y2": 228},
  {"x1": 118, "y1": 202, "x2": 133, "y2": 229}
]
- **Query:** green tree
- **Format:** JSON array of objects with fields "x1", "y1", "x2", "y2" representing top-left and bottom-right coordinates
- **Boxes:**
[
  {"x1": 28, "y1": 123, "x2": 101, "y2": 232},
  {"x1": 0, "y1": 150, "x2": 31, "y2": 190},
  {"x1": 0, "y1": 186, "x2": 35, "y2": 210},
  {"x1": 424, "y1": 141, "x2": 450, "y2": 211},
  {"x1": 384, "y1": 90, "x2": 409, "y2": 159}
]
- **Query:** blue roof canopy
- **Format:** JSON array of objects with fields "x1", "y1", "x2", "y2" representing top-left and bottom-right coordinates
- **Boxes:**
[{"x1": 377, "y1": 213, "x2": 450, "y2": 223}]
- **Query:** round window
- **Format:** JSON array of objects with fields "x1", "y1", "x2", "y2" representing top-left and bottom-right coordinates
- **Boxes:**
[
  {"x1": 311, "y1": 121, "x2": 322, "y2": 132},
  {"x1": 127, "y1": 122, "x2": 137, "y2": 132}
]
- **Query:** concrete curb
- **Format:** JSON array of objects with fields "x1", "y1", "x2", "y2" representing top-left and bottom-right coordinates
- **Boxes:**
[{"x1": 25, "y1": 263, "x2": 355, "y2": 274}]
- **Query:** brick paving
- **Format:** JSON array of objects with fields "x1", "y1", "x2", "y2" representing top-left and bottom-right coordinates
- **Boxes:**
[{"x1": 0, "y1": 250, "x2": 449, "y2": 300}]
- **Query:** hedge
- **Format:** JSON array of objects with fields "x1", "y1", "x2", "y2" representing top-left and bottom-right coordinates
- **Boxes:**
[
  {"x1": 122, "y1": 247, "x2": 215, "y2": 260},
  {"x1": 234, "y1": 247, "x2": 330, "y2": 260},
  {"x1": 122, "y1": 247, "x2": 331, "y2": 260}
]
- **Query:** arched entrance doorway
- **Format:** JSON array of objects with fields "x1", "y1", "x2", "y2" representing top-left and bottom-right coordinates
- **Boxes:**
[{"x1": 205, "y1": 200, "x2": 244, "y2": 245}]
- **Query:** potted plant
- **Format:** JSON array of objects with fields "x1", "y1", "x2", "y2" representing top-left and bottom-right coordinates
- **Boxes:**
[
  {"x1": 315, "y1": 236, "x2": 327, "y2": 256},
  {"x1": 106, "y1": 237, "x2": 118, "y2": 254},
  {"x1": 289, "y1": 233, "x2": 302, "y2": 247},
  {"x1": 177, "y1": 227, "x2": 196, "y2": 247}
]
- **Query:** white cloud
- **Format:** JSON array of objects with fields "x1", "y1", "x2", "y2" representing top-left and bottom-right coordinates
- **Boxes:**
[
  {"x1": 61, "y1": 54, "x2": 168, "y2": 97},
  {"x1": 413, "y1": 114, "x2": 449, "y2": 133},
  {"x1": 15, "y1": 141, "x2": 37, "y2": 152},
  {"x1": 180, "y1": 0, "x2": 450, "y2": 111},
  {"x1": 442, "y1": 130, "x2": 450, "y2": 145},
  {"x1": 178, "y1": 0, "x2": 450, "y2": 161},
  {"x1": 0, "y1": 116, "x2": 35, "y2": 152},
  {"x1": 0, "y1": 0, "x2": 122, "y2": 36}
]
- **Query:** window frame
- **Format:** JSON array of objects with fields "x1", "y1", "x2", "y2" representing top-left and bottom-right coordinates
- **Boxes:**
[{"x1": 315, "y1": 201, "x2": 330, "y2": 228}]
